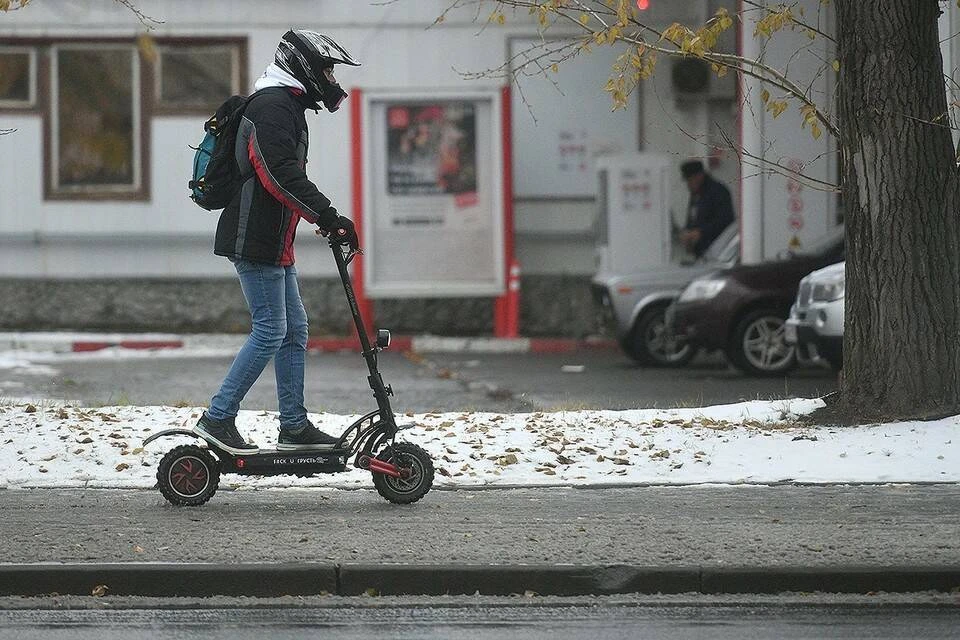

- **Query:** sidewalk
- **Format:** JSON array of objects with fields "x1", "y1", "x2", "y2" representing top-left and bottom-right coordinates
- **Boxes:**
[
  {"x1": 0, "y1": 486, "x2": 957, "y2": 596},
  {"x1": 0, "y1": 332, "x2": 617, "y2": 355}
]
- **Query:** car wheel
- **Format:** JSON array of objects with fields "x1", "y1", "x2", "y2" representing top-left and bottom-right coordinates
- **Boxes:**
[
  {"x1": 624, "y1": 305, "x2": 696, "y2": 367},
  {"x1": 728, "y1": 308, "x2": 796, "y2": 376}
]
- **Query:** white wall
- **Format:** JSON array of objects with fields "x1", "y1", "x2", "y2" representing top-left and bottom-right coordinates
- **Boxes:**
[
  {"x1": 0, "y1": 0, "x2": 733, "y2": 279},
  {"x1": 739, "y1": 0, "x2": 838, "y2": 263}
]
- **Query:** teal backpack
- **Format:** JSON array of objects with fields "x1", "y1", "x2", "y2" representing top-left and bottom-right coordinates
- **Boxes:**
[{"x1": 189, "y1": 95, "x2": 249, "y2": 211}]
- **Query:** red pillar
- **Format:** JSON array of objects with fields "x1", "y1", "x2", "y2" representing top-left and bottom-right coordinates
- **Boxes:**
[
  {"x1": 495, "y1": 85, "x2": 519, "y2": 337},
  {"x1": 350, "y1": 87, "x2": 375, "y2": 332}
]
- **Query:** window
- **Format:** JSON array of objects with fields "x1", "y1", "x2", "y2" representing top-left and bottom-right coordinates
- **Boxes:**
[
  {"x1": 52, "y1": 45, "x2": 140, "y2": 194},
  {"x1": 0, "y1": 48, "x2": 35, "y2": 107},
  {"x1": 0, "y1": 36, "x2": 246, "y2": 201},
  {"x1": 156, "y1": 44, "x2": 241, "y2": 112}
]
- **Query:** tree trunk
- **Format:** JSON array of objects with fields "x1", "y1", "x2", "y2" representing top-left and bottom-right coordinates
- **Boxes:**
[{"x1": 836, "y1": 0, "x2": 960, "y2": 421}]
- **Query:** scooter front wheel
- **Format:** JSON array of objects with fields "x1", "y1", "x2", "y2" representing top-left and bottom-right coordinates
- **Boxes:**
[
  {"x1": 372, "y1": 442, "x2": 434, "y2": 504},
  {"x1": 157, "y1": 445, "x2": 220, "y2": 507}
]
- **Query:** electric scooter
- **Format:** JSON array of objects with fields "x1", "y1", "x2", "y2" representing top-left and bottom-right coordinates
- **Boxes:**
[{"x1": 143, "y1": 237, "x2": 435, "y2": 507}]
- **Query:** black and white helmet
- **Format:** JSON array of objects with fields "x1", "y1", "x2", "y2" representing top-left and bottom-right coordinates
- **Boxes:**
[{"x1": 275, "y1": 30, "x2": 360, "y2": 112}]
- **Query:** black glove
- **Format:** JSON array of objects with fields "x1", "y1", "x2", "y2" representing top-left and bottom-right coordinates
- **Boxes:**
[
  {"x1": 317, "y1": 206, "x2": 340, "y2": 231},
  {"x1": 317, "y1": 208, "x2": 359, "y2": 250},
  {"x1": 333, "y1": 215, "x2": 359, "y2": 251}
]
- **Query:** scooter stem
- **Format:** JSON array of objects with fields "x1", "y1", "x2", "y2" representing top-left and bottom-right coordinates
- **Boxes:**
[{"x1": 330, "y1": 241, "x2": 397, "y2": 430}]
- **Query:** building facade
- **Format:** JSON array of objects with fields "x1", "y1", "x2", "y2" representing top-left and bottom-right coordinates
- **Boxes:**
[{"x1": 0, "y1": 0, "x2": 869, "y2": 336}]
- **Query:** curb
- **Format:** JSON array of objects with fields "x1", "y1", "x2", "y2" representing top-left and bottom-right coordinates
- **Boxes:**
[
  {"x1": 0, "y1": 564, "x2": 956, "y2": 598},
  {"x1": 0, "y1": 564, "x2": 336, "y2": 598},
  {"x1": 0, "y1": 333, "x2": 616, "y2": 355}
]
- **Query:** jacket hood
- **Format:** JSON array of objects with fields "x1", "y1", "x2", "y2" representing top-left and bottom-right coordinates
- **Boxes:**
[{"x1": 254, "y1": 63, "x2": 307, "y2": 93}]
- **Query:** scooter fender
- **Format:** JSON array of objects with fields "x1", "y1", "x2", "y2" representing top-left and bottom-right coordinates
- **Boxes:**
[{"x1": 142, "y1": 429, "x2": 206, "y2": 448}]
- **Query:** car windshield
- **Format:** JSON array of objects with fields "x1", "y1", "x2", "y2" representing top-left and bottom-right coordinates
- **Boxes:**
[
  {"x1": 796, "y1": 225, "x2": 845, "y2": 257},
  {"x1": 701, "y1": 223, "x2": 739, "y2": 263}
]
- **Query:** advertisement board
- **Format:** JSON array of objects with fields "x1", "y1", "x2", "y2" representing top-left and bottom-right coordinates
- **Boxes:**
[{"x1": 363, "y1": 90, "x2": 504, "y2": 298}]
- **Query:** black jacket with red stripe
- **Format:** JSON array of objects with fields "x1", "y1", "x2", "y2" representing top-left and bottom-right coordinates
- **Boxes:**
[{"x1": 214, "y1": 86, "x2": 339, "y2": 266}]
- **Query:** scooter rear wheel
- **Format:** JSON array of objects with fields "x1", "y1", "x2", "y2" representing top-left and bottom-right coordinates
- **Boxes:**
[
  {"x1": 372, "y1": 442, "x2": 434, "y2": 504},
  {"x1": 157, "y1": 445, "x2": 220, "y2": 507}
]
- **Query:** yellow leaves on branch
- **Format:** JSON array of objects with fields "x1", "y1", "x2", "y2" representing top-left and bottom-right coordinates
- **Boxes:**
[
  {"x1": 799, "y1": 103, "x2": 822, "y2": 139},
  {"x1": 763, "y1": 90, "x2": 823, "y2": 140},
  {"x1": 489, "y1": 10, "x2": 506, "y2": 25},
  {"x1": 137, "y1": 33, "x2": 158, "y2": 64},
  {"x1": 714, "y1": 7, "x2": 734, "y2": 31},
  {"x1": 754, "y1": 5, "x2": 797, "y2": 39},
  {"x1": 767, "y1": 100, "x2": 788, "y2": 118},
  {"x1": 606, "y1": 45, "x2": 657, "y2": 111},
  {"x1": 628, "y1": 45, "x2": 657, "y2": 80},
  {"x1": 661, "y1": 8, "x2": 734, "y2": 58},
  {"x1": 534, "y1": 5, "x2": 550, "y2": 27},
  {"x1": 0, "y1": 0, "x2": 30, "y2": 10}
]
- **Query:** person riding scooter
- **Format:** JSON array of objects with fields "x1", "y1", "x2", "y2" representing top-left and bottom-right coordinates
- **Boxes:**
[{"x1": 196, "y1": 30, "x2": 361, "y2": 454}]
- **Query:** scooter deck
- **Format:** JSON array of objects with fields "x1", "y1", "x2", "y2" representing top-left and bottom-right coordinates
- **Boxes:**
[
  {"x1": 221, "y1": 448, "x2": 351, "y2": 476},
  {"x1": 186, "y1": 430, "x2": 352, "y2": 475}
]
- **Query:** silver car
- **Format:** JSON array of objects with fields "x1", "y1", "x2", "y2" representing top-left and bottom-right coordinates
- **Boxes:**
[
  {"x1": 786, "y1": 261, "x2": 845, "y2": 370},
  {"x1": 592, "y1": 224, "x2": 739, "y2": 366}
]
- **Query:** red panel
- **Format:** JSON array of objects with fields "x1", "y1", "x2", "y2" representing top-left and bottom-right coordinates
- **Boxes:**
[
  {"x1": 118, "y1": 341, "x2": 184, "y2": 350},
  {"x1": 495, "y1": 85, "x2": 518, "y2": 337},
  {"x1": 72, "y1": 342, "x2": 113, "y2": 352},
  {"x1": 350, "y1": 88, "x2": 375, "y2": 329}
]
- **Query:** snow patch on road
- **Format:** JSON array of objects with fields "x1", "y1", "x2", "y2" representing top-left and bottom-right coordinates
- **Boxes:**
[
  {"x1": 0, "y1": 398, "x2": 956, "y2": 490},
  {"x1": 0, "y1": 353, "x2": 60, "y2": 376}
]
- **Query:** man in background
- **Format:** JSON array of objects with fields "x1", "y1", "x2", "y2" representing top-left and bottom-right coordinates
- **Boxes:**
[{"x1": 679, "y1": 160, "x2": 735, "y2": 258}]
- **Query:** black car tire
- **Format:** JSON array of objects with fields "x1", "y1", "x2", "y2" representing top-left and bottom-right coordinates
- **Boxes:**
[
  {"x1": 728, "y1": 307, "x2": 797, "y2": 376},
  {"x1": 623, "y1": 304, "x2": 696, "y2": 367}
]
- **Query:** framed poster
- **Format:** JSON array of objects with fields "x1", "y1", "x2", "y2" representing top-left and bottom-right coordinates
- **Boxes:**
[{"x1": 363, "y1": 89, "x2": 505, "y2": 298}]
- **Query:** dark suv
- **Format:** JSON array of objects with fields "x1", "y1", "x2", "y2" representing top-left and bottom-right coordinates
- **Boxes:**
[{"x1": 669, "y1": 227, "x2": 844, "y2": 376}]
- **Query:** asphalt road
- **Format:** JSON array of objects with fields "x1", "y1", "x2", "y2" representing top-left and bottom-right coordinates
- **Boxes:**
[
  {"x1": 0, "y1": 599, "x2": 956, "y2": 639},
  {"x1": 2, "y1": 485, "x2": 956, "y2": 567},
  {"x1": 2, "y1": 349, "x2": 837, "y2": 414}
]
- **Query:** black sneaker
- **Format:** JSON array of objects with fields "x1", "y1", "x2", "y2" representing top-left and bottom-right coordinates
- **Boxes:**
[
  {"x1": 194, "y1": 413, "x2": 259, "y2": 454},
  {"x1": 277, "y1": 420, "x2": 339, "y2": 450}
]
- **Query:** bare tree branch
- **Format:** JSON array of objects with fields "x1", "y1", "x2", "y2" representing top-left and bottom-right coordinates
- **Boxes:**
[
  {"x1": 0, "y1": 0, "x2": 163, "y2": 28},
  {"x1": 648, "y1": 73, "x2": 839, "y2": 193},
  {"x1": 473, "y1": 0, "x2": 840, "y2": 137},
  {"x1": 718, "y1": 126, "x2": 839, "y2": 192},
  {"x1": 741, "y1": 0, "x2": 836, "y2": 43},
  {"x1": 432, "y1": 0, "x2": 843, "y2": 184},
  {"x1": 112, "y1": 0, "x2": 164, "y2": 29}
]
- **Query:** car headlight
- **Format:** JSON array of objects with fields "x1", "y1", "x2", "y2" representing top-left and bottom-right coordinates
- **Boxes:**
[
  {"x1": 811, "y1": 273, "x2": 845, "y2": 301},
  {"x1": 678, "y1": 277, "x2": 728, "y2": 303}
]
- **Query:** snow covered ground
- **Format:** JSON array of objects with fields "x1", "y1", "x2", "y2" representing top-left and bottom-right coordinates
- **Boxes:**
[{"x1": 0, "y1": 398, "x2": 956, "y2": 490}]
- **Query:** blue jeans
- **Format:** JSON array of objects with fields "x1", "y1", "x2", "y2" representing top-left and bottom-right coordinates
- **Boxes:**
[{"x1": 207, "y1": 259, "x2": 309, "y2": 430}]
